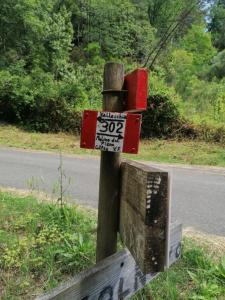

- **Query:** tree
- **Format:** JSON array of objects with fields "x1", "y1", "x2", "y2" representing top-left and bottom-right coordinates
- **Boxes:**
[
  {"x1": 0, "y1": 0, "x2": 73, "y2": 77},
  {"x1": 142, "y1": 0, "x2": 205, "y2": 69},
  {"x1": 208, "y1": 0, "x2": 225, "y2": 50},
  {"x1": 168, "y1": 49, "x2": 195, "y2": 95},
  {"x1": 165, "y1": 24, "x2": 216, "y2": 104},
  {"x1": 147, "y1": 0, "x2": 203, "y2": 39},
  {"x1": 181, "y1": 24, "x2": 216, "y2": 72},
  {"x1": 63, "y1": 0, "x2": 155, "y2": 62},
  {"x1": 206, "y1": 49, "x2": 225, "y2": 79}
]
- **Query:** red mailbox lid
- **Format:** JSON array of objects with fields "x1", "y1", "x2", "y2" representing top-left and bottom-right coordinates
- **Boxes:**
[{"x1": 124, "y1": 68, "x2": 148, "y2": 112}]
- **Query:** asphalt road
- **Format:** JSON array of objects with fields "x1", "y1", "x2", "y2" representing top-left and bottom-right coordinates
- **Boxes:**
[{"x1": 0, "y1": 147, "x2": 224, "y2": 236}]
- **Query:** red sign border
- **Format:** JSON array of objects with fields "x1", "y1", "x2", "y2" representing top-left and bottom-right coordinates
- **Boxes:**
[{"x1": 80, "y1": 110, "x2": 141, "y2": 154}]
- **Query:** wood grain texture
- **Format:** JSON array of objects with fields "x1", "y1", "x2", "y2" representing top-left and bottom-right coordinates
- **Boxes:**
[
  {"x1": 119, "y1": 160, "x2": 170, "y2": 274},
  {"x1": 102, "y1": 63, "x2": 125, "y2": 112},
  {"x1": 96, "y1": 63, "x2": 124, "y2": 262},
  {"x1": 36, "y1": 223, "x2": 182, "y2": 300}
]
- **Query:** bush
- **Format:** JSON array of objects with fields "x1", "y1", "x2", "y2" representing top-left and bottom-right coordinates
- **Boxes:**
[
  {"x1": 27, "y1": 99, "x2": 82, "y2": 133},
  {"x1": 0, "y1": 66, "x2": 97, "y2": 133},
  {"x1": 141, "y1": 94, "x2": 182, "y2": 138},
  {"x1": 141, "y1": 93, "x2": 225, "y2": 145}
]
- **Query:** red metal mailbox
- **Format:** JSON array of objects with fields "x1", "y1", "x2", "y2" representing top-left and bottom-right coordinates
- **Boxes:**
[
  {"x1": 124, "y1": 68, "x2": 148, "y2": 112},
  {"x1": 80, "y1": 110, "x2": 142, "y2": 154}
]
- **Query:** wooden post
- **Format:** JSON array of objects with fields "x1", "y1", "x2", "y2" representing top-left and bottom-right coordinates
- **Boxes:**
[{"x1": 96, "y1": 63, "x2": 124, "y2": 262}]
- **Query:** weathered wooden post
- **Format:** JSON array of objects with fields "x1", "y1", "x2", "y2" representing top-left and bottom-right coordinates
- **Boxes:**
[{"x1": 96, "y1": 63, "x2": 124, "y2": 262}]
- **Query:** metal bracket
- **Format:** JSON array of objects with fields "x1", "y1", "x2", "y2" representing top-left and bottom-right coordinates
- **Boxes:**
[{"x1": 102, "y1": 89, "x2": 128, "y2": 95}]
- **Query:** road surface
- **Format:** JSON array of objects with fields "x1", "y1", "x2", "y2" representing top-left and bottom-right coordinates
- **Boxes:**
[{"x1": 0, "y1": 147, "x2": 224, "y2": 236}]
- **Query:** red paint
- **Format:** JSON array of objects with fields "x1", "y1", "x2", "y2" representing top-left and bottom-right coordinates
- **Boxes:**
[
  {"x1": 124, "y1": 68, "x2": 148, "y2": 112},
  {"x1": 80, "y1": 110, "x2": 97, "y2": 149},
  {"x1": 123, "y1": 114, "x2": 142, "y2": 154},
  {"x1": 80, "y1": 110, "x2": 141, "y2": 154}
]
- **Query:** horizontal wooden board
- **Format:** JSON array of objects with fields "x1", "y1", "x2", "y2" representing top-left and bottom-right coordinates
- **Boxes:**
[
  {"x1": 36, "y1": 223, "x2": 181, "y2": 300},
  {"x1": 120, "y1": 160, "x2": 170, "y2": 273}
]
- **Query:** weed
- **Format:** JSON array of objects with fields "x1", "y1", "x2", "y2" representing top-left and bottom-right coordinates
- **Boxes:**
[
  {"x1": 26, "y1": 176, "x2": 45, "y2": 193},
  {"x1": 26, "y1": 151, "x2": 74, "y2": 208},
  {"x1": 55, "y1": 151, "x2": 73, "y2": 208}
]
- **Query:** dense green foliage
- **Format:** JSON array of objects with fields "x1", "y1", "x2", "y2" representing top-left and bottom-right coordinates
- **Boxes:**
[
  {"x1": 0, "y1": 0, "x2": 224, "y2": 136},
  {"x1": 208, "y1": 0, "x2": 225, "y2": 50},
  {"x1": 142, "y1": 95, "x2": 181, "y2": 138}
]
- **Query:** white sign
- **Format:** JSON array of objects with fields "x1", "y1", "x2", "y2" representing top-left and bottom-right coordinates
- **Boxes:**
[{"x1": 95, "y1": 112, "x2": 127, "y2": 152}]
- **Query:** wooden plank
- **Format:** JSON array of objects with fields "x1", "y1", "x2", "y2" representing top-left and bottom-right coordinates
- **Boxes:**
[
  {"x1": 36, "y1": 223, "x2": 181, "y2": 300},
  {"x1": 119, "y1": 160, "x2": 170, "y2": 274}
]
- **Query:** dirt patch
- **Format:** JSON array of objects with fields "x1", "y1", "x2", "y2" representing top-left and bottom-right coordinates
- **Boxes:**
[
  {"x1": 0, "y1": 186, "x2": 97, "y2": 215},
  {"x1": 0, "y1": 187, "x2": 54, "y2": 203}
]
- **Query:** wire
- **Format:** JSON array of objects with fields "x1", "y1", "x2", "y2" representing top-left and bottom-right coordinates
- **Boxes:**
[{"x1": 142, "y1": 0, "x2": 202, "y2": 69}]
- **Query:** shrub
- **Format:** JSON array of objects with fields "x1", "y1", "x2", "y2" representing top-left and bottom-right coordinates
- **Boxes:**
[
  {"x1": 27, "y1": 99, "x2": 82, "y2": 133},
  {"x1": 141, "y1": 94, "x2": 182, "y2": 138},
  {"x1": 0, "y1": 61, "x2": 105, "y2": 132},
  {"x1": 141, "y1": 92, "x2": 225, "y2": 144},
  {"x1": 0, "y1": 67, "x2": 87, "y2": 133}
]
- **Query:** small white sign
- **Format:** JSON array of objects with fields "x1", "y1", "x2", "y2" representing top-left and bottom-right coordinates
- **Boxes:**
[{"x1": 95, "y1": 112, "x2": 127, "y2": 152}]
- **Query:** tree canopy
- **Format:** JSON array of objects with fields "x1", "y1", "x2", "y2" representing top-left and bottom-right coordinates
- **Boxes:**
[
  {"x1": 208, "y1": 0, "x2": 225, "y2": 50},
  {"x1": 0, "y1": 0, "x2": 224, "y2": 132}
]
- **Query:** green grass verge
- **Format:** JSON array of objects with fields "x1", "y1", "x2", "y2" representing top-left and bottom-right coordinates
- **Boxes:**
[
  {"x1": 0, "y1": 191, "x2": 225, "y2": 299},
  {"x1": 133, "y1": 237, "x2": 225, "y2": 300},
  {"x1": 0, "y1": 124, "x2": 225, "y2": 167},
  {"x1": 0, "y1": 191, "x2": 96, "y2": 299}
]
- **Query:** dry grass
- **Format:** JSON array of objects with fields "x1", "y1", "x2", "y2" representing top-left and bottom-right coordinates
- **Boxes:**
[
  {"x1": 0, "y1": 123, "x2": 225, "y2": 167},
  {"x1": 0, "y1": 187, "x2": 54, "y2": 203},
  {"x1": 184, "y1": 228, "x2": 225, "y2": 259},
  {"x1": 0, "y1": 123, "x2": 95, "y2": 155}
]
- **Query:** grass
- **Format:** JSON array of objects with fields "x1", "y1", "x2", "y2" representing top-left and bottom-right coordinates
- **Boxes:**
[
  {"x1": 0, "y1": 190, "x2": 225, "y2": 299},
  {"x1": 133, "y1": 237, "x2": 225, "y2": 300},
  {"x1": 129, "y1": 139, "x2": 225, "y2": 167},
  {"x1": 0, "y1": 123, "x2": 225, "y2": 167},
  {"x1": 0, "y1": 191, "x2": 97, "y2": 299}
]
